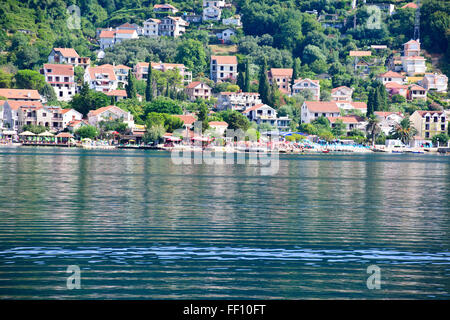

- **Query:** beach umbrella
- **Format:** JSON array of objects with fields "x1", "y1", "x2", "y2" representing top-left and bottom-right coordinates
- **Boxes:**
[
  {"x1": 19, "y1": 131, "x2": 36, "y2": 136},
  {"x1": 38, "y1": 131, "x2": 54, "y2": 136}
]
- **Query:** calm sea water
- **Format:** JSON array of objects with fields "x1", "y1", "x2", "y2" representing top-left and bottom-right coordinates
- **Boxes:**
[{"x1": 0, "y1": 147, "x2": 448, "y2": 299}]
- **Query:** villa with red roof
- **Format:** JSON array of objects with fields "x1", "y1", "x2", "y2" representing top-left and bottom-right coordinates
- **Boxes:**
[
  {"x1": 134, "y1": 61, "x2": 192, "y2": 85},
  {"x1": 42, "y1": 64, "x2": 76, "y2": 101},
  {"x1": 377, "y1": 71, "x2": 406, "y2": 84},
  {"x1": 0, "y1": 89, "x2": 41, "y2": 101},
  {"x1": 331, "y1": 86, "x2": 353, "y2": 102},
  {"x1": 301, "y1": 101, "x2": 341, "y2": 124},
  {"x1": 401, "y1": 40, "x2": 426, "y2": 75},
  {"x1": 292, "y1": 78, "x2": 320, "y2": 100},
  {"x1": 243, "y1": 104, "x2": 278, "y2": 126},
  {"x1": 84, "y1": 65, "x2": 118, "y2": 93},
  {"x1": 185, "y1": 82, "x2": 212, "y2": 101},
  {"x1": 87, "y1": 106, "x2": 134, "y2": 128},
  {"x1": 210, "y1": 56, "x2": 238, "y2": 82},
  {"x1": 99, "y1": 29, "x2": 138, "y2": 50},
  {"x1": 2, "y1": 100, "x2": 43, "y2": 131},
  {"x1": 217, "y1": 91, "x2": 262, "y2": 111},
  {"x1": 61, "y1": 108, "x2": 83, "y2": 128},
  {"x1": 48, "y1": 48, "x2": 90, "y2": 69},
  {"x1": 268, "y1": 68, "x2": 293, "y2": 94}
]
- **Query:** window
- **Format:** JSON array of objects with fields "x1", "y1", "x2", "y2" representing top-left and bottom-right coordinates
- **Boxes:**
[
  {"x1": 314, "y1": 113, "x2": 318, "y2": 117},
  {"x1": 425, "y1": 116, "x2": 430, "y2": 122},
  {"x1": 433, "y1": 117, "x2": 438, "y2": 122},
  {"x1": 441, "y1": 117, "x2": 446, "y2": 122},
  {"x1": 43, "y1": 113, "x2": 46, "y2": 117},
  {"x1": 425, "y1": 132, "x2": 430, "y2": 138},
  {"x1": 441, "y1": 124, "x2": 446, "y2": 131},
  {"x1": 425, "y1": 124, "x2": 430, "y2": 130}
]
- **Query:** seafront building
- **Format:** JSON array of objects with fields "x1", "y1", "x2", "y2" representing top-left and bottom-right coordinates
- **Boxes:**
[
  {"x1": 42, "y1": 64, "x2": 77, "y2": 101},
  {"x1": 87, "y1": 105, "x2": 135, "y2": 129},
  {"x1": 410, "y1": 110, "x2": 448, "y2": 140}
]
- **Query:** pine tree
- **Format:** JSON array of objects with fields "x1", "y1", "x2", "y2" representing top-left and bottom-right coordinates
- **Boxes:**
[
  {"x1": 145, "y1": 59, "x2": 153, "y2": 102},
  {"x1": 258, "y1": 57, "x2": 270, "y2": 105},
  {"x1": 125, "y1": 69, "x2": 137, "y2": 99},
  {"x1": 244, "y1": 59, "x2": 251, "y2": 92}
]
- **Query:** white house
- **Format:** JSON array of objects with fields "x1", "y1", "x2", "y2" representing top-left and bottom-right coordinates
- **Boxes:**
[
  {"x1": 143, "y1": 18, "x2": 161, "y2": 38},
  {"x1": 98, "y1": 29, "x2": 138, "y2": 50},
  {"x1": 327, "y1": 115, "x2": 366, "y2": 133},
  {"x1": 42, "y1": 64, "x2": 76, "y2": 101},
  {"x1": 216, "y1": 28, "x2": 236, "y2": 43},
  {"x1": 159, "y1": 16, "x2": 188, "y2": 38},
  {"x1": 203, "y1": 0, "x2": 226, "y2": 7},
  {"x1": 292, "y1": 78, "x2": 320, "y2": 100},
  {"x1": 87, "y1": 105, "x2": 134, "y2": 128},
  {"x1": 335, "y1": 101, "x2": 367, "y2": 115},
  {"x1": 421, "y1": 73, "x2": 448, "y2": 92},
  {"x1": 377, "y1": 71, "x2": 406, "y2": 85},
  {"x1": 217, "y1": 91, "x2": 262, "y2": 111},
  {"x1": 331, "y1": 86, "x2": 353, "y2": 102},
  {"x1": 374, "y1": 111, "x2": 404, "y2": 135},
  {"x1": 84, "y1": 65, "x2": 118, "y2": 93},
  {"x1": 301, "y1": 101, "x2": 340, "y2": 124},
  {"x1": 61, "y1": 108, "x2": 83, "y2": 128},
  {"x1": 48, "y1": 48, "x2": 90, "y2": 69},
  {"x1": 401, "y1": 39, "x2": 426, "y2": 75},
  {"x1": 203, "y1": 6, "x2": 222, "y2": 21},
  {"x1": 185, "y1": 81, "x2": 212, "y2": 101},
  {"x1": 208, "y1": 121, "x2": 228, "y2": 135},
  {"x1": 2, "y1": 100, "x2": 43, "y2": 131},
  {"x1": 243, "y1": 104, "x2": 278, "y2": 127},
  {"x1": 210, "y1": 55, "x2": 238, "y2": 83}
]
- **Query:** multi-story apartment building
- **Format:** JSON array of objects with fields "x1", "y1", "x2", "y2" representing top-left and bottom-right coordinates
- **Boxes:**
[
  {"x1": 87, "y1": 105, "x2": 134, "y2": 129},
  {"x1": 292, "y1": 78, "x2": 320, "y2": 100},
  {"x1": 268, "y1": 68, "x2": 293, "y2": 94},
  {"x1": 143, "y1": 18, "x2": 161, "y2": 38},
  {"x1": 410, "y1": 110, "x2": 448, "y2": 140},
  {"x1": 401, "y1": 39, "x2": 426, "y2": 75},
  {"x1": 17, "y1": 105, "x2": 64, "y2": 131},
  {"x1": 217, "y1": 91, "x2": 262, "y2": 111},
  {"x1": 2, "y1": 100, "x2": 43, "y2": 131},
  {"x1": 84, "y1": 65, "x2": 118, "y2": 93},
  {"x1": 159, "y1": 16, "x2": 188, "y2": 38},
  {"x1": 48, "y1": 48, "x2": 90, "y2": 69},
  {"x1": 243, "y1": 104, "x2": 278, "y2": 127},
  {"x1": 42, "y1": 64, "x2": 77, "y2": 101},
  {"x1": 210, "y1": 55, "x2": 238, "y2": 83}
]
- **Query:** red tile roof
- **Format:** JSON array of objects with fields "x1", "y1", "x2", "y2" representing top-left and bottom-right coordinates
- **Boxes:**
[
  {"x1": 385, "y1": 82, "x2": 409, "y2": 89},
  {"x1": 88, "y1": 105, "x2": 123, "y2": 117},
  {"x1": 270, "y1": 68, "x2": 293, "y2": 77},
  {"x1": 401, "y1": 3, "x2": 418, "y2": 9},
  {"x1": 304, "y1": 101, "x2": 340, "y2": 113},
  {"x1": 350, "y1": 102, "x2": 367, "y2": 110},
  {"x1": 349, "y1": 51, "x2": 372, "y2": 57},
  {"x1": 5, "y1": 100, "x2": 43, "y2": 110},
  {"x1": 415, "y1": 110, "x2": 444, "y2": 117},
  {"x1": 173, "y1": 114, "x2": 196, "y2": 125},
  {"x1": 53, "y1": 48, "x2": 79, "y2": 58},
  {"x1": 99, "y1": 30, "x2": 116, "y2": 38},
  {"x1": 105, "y1": 90, "x2": 127, "y2": 97},
  {"x1": 331, "y1": 86, "x2": 352, "y2": 93},
  {"x1": 208, "y1": 121, "x2": 228, "y2": 127},
  {"x1": 379, "y1": 71, "x2": 405, "y2": 78},
  {"x1": 211, "y1": 55, "x2": 237, "y2": 65},
  {"x1": 44, "y1": 64, "x2": 74, "y2": 76},
  {"x1": 327, "y1": 116, "x2": 361, "y2": 124},
  {"x1": 87, "y1": 66, "x2": 117, "y2": 81},
  {"x1": 0, "y1": 89, "x2": 40, "y2": 100},
  {"x1": 243, "y1": 104, "x2": 269, "y2": 113}
]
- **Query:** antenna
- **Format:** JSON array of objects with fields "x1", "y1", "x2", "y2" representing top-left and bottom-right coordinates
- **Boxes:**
[{"x1": 414, "y1": 0, "x2": 421, "y2": 41}]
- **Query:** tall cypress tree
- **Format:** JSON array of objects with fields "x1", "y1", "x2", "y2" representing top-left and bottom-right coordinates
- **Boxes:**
[
  {"x1": 291, "y1": 57, "x2": 301, "y2": 91},
  {"x1": 367, "y1": 88, "x2": 375, "y2": 116},
  {"x1": 125, "y1": 69, "x2": 137, "y2": 99},
  {"x1": 244, "y1": 59, "x2": 250, "y2": 92},
  {"x1": 237, "y1": 69, "x2": 245, "y2": 91},
  {"x1": 145, "y1": 59, "x2": 153, "y2": 102},
  {"x1": 258, "y1": 57, "x2": 270, "y2": 105}
]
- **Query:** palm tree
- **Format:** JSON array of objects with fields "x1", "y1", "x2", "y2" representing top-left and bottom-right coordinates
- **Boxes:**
[
  {"x1": 391, "y1": 116, "x2": 417, "y2": 145},
  {"x1": 366, "y1": 114, "x2": 381, "y2": 146}
]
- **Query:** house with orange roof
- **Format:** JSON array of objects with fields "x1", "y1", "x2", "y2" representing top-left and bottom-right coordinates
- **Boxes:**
[
  {"x1": 410, "y1": 110, "x2": 448, "y2": 140},
  {"x1": 407, "y1": 84, "x2": 427, "y2": 100},
  {"x1": 243, "y1": 104, "x2": 278, "y2": 126},
  {"x1": 98, "y1": 29, "x2": 138, "y2": 50},
  {"x1": 268, "y1": 68, "x2": 293, "y2": 94},
  {"x1": 374, "y1": 111, "x2": 405, "y2": 135},
  {"x1": 61, "y1": 108, "x2": 83, "y2": 128},
  {"x1": 42, "y1": 64, "x2": 76, "y2": 101},
  {"x1": 84, "y1": 65, "x2": 118, "y2": 93},
  {"x1": 401, "y1": 3, "x2": 418, "y2": 9},
  {"x1": 384, "y1": 81, "x2": 409, "y2": 98},
  {"x1": 173, "y1": 114, "x2": 197, "y2": 130},
  {"x1": 153, "y1": 4, "x2": 179, "y2": 14},
  {"x1": 335, "y1": 101, "x2": 367, "y2": 114},
  {"x1": 217, "y1": 91, "x2": 262, "y2": 111},
  {"x1": 17, "y1": 105, "x2": 64, "y2": 132},
  {"x1": 401, "y1": 40, "x2": 426, "y2": 75},
  {"x1": 327, "y1": 115, "x2": 366, "y2": 133},
  {"x1": 301, "y1": 101, "x2": 341, "y2": 123},
  {"x1": 87, "y1": 105, "x2": 134, "y2": 128},
  {"x1": 0, "y1": 89, "x2": 41, "y2": 102},
  {"x1": 185, "y1": 82, "x2": 212, "y2": 101},
  {"x1": 208, "y1": 121, "x2": 228, "y2": 135},
  {"x1": 48, "y1": 48, "x2": 90, "y2": 69},
  {"x1": 210, "y1": 55, "x2": 238, "y2": 82},
  {"x1": 292, "y1": 78, "x2": 320, "y2": 100},
  {"x1": 3, "y1": 100, "x2": 43, "y2": 130},
  {"x1": 331, "y1": 86, "x2": 353, "y2": 102},
  {"x1": 377, "y1": 71, "x2": 406, "y2": 84}
]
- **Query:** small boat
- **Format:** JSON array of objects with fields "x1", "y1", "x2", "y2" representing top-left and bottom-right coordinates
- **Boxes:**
[{"x1": 322, "y1": 150, "x2": 330, "y2": 153}]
